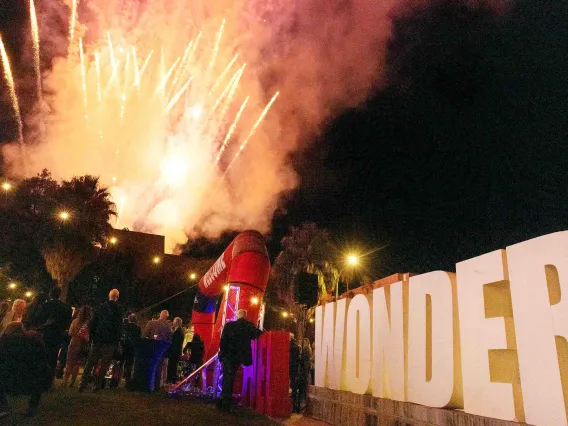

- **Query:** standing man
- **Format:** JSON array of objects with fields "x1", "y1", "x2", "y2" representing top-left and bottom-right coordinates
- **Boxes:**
[
  {"x1": 79, "y1": 289, "x2": 123, "y2": 392},
  {"x1": 217, "y1": 309, "x2": 262, "y2": 412},
  {"x1": 35, "y1": 287, "x2": 72, "y2": 388},
  {"x1": 143, "y1": 310, "x2": 172, "y2": 342},
  {"x1": 122, "y1": 313, "x2": 141, "y2": 385}
]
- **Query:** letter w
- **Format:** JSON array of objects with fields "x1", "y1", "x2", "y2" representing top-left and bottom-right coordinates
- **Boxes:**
[{"x1": 315, "y1": 299, "x2": 347, "y2": 390}]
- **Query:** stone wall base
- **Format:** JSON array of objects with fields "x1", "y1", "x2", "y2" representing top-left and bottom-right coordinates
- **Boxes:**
[{"x1": 307, "y1": 386, "x2": 527, "y2": 426}]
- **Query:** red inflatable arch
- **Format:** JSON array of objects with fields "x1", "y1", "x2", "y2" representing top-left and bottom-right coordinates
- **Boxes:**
[{"x1": 191, "y1": 230, "x2": 270, "y2": 359}]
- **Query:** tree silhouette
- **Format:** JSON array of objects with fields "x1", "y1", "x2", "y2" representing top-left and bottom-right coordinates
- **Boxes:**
[
  {"x1": 269, "y1": 222, "x2": 339, "y2": 308},
  {"x1": 0, "y1": 171, "x2": 116, "y2": 301}
]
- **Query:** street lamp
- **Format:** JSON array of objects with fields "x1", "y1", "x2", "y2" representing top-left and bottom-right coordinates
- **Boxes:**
[
  {"x1": 8, "y1": 282, "x2": 17, "y2": 290},
  {"x1": 109, "y1": 236, "x2": 118, "y2": 245},
  {"x1": 347, "y1": 254, "x2": 359, "y2": 266},
  {"x1": 281, "y1": 311, "x2": 289, "y2": 318},
  {"x1": 189, "y1": 272, "x2": 197, "y2": 280},
  {"x1": 25, "y1": 291, "x2": 33, "y2": 298},
  {"x1": 152, "y1": 256, "x2": 161, "y2": 264},
  {"x1": 59, "y1": 211, "x2": 70, "y2": 221},
  {"x1": 2, "y1": 182, "x2": 11, "y2": 191}
]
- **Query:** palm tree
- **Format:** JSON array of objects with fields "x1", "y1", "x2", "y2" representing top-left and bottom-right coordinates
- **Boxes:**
[
  {"x1": 41, "y1": 175, "x2": 116, "y2": 301},
  {"x1": 269, "y1": 223, "x2": 340, "y2": 337}
]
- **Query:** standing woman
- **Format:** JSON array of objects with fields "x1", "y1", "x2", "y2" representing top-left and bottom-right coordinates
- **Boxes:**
[
  {"x1": 63, "y1": 305, "x2": 92, "y2": 388},
  {"x1": 166, "y1": 317, "x2": 184, "y2": 384}
]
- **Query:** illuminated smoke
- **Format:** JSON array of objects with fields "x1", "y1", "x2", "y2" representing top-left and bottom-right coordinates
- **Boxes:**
[{"x1": 1, "y1": 0, "x2": 506, "y2": 251}]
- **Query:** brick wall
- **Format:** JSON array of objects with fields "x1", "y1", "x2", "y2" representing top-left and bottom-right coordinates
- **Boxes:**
[{"x1": 307, "y1": 386, "x2": 528, "y2": 426}]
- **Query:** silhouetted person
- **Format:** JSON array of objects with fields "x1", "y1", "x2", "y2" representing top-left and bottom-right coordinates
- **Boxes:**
[
  {"x1": 22, "y1": 291, "x2": 48, "y2": 330},
  {"x1": 289, "y1": 333, "x2": 300, "y2": 406},
  {"x1": 0, "y1": 322, "x2": 50, "y2": 417},
  {"x1": 34, "y1": 287, "x2": 72, "y2": 388},
  {"x1": 79, "y1": 289, "x2": 123, "y2": 392},
  {"x1": 217, "y1": 309, "x2": 262, "y2": 412},
  {"x1": 166, "y1": 317, "x2": 184, "y2": 383},
  {"x1": 122, "y1": 313, "x2": 141, "y2": 385},
  {"x1": 188, "y1": 334, "x2": 205, "y2": 388}
]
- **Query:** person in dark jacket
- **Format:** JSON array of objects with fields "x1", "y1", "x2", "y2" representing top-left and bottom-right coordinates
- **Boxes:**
[
  {"x1": 0, "y1": 322, "x2": 50, "y2": 417},
  {"x1": 79, "y1": 289, "x2": 123, "y2": 392},
  {"x1": 166, "y1": 317, "x2": 184, "y2": 383},
  {"x1": 34, "y1": 286, "x2": 73, "y2": 387},
  {"x1": 22, "y1": 291, "x2": 48, "y2": 330},
  {"x1": 122, "y1": 313, "x2": 141, "y2": 385},
  {"x1": 188, "y1": 333, "x2": 205, "y2": 388},
  {"x1": 289, "y1": 333, "x2": 300, "y2": 406},
  {"x1": 217, "y1": 309, "x2": 262, "y2": 412}
]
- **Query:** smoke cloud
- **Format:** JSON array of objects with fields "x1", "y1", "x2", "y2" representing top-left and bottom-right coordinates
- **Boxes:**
[{"x1": 1, "y1": 0, "x2": 506, "y2": 251}]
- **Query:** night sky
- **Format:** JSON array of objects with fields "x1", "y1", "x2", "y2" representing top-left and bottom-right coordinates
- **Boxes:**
[
  {"x1": 2, "y1": 0, "x2": 568, "y2": 278},
  {"x1": 273, "y1": 0, "x2": 568, "y2": 275}
]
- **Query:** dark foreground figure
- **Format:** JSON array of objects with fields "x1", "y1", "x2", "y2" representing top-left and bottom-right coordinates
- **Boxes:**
[
  {"x1": 0, "y1": 322, "x2": 50, "y2": 418},
  {"x1": 217, "y1": 309, "x2": 262, "y2": 412}
]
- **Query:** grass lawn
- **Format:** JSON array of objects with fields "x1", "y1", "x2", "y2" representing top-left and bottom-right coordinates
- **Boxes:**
[{"x1": 1, "y1": 380, "x2": 279, "y2": 426}]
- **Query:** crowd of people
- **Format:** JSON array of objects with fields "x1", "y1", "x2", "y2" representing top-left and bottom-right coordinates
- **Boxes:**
[
  {"x1": 0, "y1": 287, "x2": 203, "y2": 418},
  {"x1": 0, "y1": 287, "x2": 315, "y2": 418}
]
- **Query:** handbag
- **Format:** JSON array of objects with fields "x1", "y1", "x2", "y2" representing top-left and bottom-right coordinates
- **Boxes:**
[{"x1": 76, "y1": 323, "x2": 90, "y2": 341}]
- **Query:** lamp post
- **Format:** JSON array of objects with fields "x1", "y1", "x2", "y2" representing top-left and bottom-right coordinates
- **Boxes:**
[
  {"x1": 345, "y1": 253, "x2": 359, "y2": 295},
  {"x1": 2, "y1": 181, "x2": 11, "y2": 207}
]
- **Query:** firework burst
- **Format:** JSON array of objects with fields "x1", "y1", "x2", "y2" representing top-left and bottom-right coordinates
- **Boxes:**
[{"x1": 0, "y1": 2, "x2": 282, "y2": 249}]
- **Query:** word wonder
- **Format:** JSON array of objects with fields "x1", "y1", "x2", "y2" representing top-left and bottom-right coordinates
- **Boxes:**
[{"x1": 315, "y1": 231, "x2": 568, "y2": 426}]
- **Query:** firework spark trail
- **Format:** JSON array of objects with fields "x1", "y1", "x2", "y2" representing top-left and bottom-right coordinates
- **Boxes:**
[
  {"x1": 225, "y1": 92, "x2": 280, "y2": 173},
  {"x1": 211, "y1": 64, "x2": 245, "y2": 114},
  {"x1": 215, "y1": 96, "x2": 249, "y2": 164},
  {"x1": 79, "y1": 38, "x2": 87, "y2": 108},
  {"x1": 213, "y1": 65, "x2": 244, "y2": 137},
  {"x1": 95, "y1": 52, "x2": 101, "y2": 102},
  {"x1": 29, "y1": 0, "x2": 42, "y2": 102},
  {"x1": 155, "y1": 57, "x2": 181, "y2": 96},
  {"x1": 208, "y1": 20, "x2": 226, "y2": 74},
  {"x1": 68, "y1": 0, "x2": 78, "y2": 47},
  {"x1": 137, "y1": 50, "x2": 153, "y2": 86},
  {"x1": 166, "y1": 77, "x2": 193, "y2": 112},
  {"x1": 132, "y1": 47, "x2": 139, "y2": 87},
  {"x1": 0, "y1": 38, "x2": 24, "y2": 148},
  {"x1": 169, "y1": 40, "x2": 195, "y2": 98},
  {"x1": 209, "y1": 54, "x2": 239, "y2": 95}
]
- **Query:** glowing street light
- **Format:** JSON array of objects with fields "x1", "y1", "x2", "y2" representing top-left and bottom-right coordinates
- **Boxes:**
[
  {"x1": 2, "y1": 182, "x2": 11, "y2": 191},
  {"x1": 25, "y1": 291, "x2": 33, "y2": 298},
  {"x1": 153, "y1": 256, "x2": 161, "y2": 264},
  {"x1": 347, "y1": 254, "x2": 359, "y2": 266},
  {"x1": 109, "y1": 236, "x2": 118, "y2": 245},
  {"x1": 189, "y1": 272, "x2": 197, "y2": 280},
  {"x1": 8, "y1": 282, "x2": 17, "y2": 290},
  {"x1": 281, "y1": 311, "x2": 289, "y2": 318},
  {"x1": 251, "y1": 296, "x2": 259, "y2": 305},
  {"x1": 59, "y1": 211, "x2": 70, "y2": 221}
]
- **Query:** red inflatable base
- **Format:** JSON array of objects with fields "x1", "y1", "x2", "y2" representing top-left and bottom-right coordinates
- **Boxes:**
[{"x1": 241, "y1": 330, "x2": 291, "y2": 418}]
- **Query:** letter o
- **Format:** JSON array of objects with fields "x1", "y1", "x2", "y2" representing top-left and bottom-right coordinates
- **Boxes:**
[{"x1": 345, "y1": 294, "x2": 371, "y2": 394}]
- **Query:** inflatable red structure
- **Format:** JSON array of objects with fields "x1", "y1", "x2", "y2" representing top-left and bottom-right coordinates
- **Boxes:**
[{"x1": 191, "y1": 230, "x2": 270, "y2": 359}]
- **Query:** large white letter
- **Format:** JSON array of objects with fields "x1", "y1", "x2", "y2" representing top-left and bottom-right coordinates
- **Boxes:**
[
  {"x1": 345, "y1": 294, "x2": 371, "y2": 394},
  {"x1": 372, "y1": 282, "x2": 405, "y2": 400},
  {"x1": 456, "y1": 250, "x2": 517, "y2": 421},
  {"x1": 315, "y1": 299, "x2": 348, "y2": 389},
  {"x1": 507, "y1": 231, "x2": 568, "y2": 426},
  {"x1": 407, "y1": 271, "x2": 455, "y2": 407}
]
